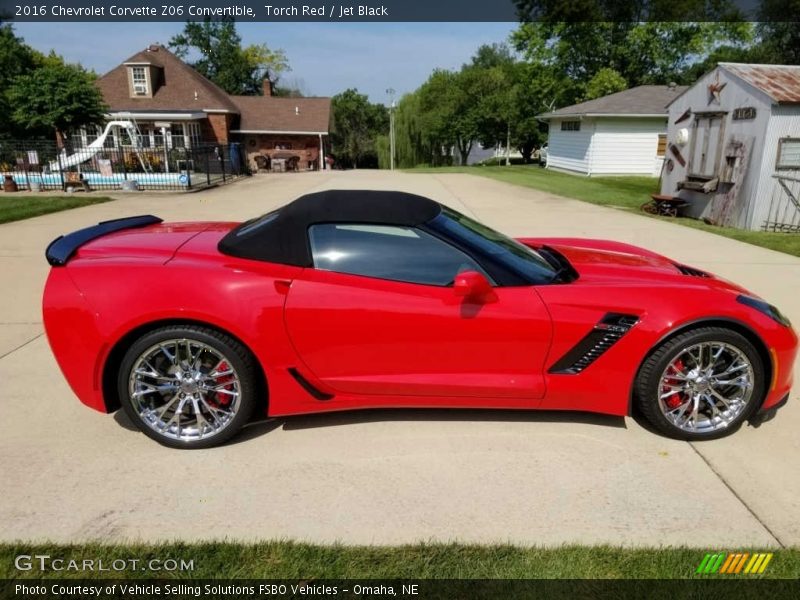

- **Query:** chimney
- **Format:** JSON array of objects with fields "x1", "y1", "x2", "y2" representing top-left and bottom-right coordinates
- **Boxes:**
[{"x1": 263, "y1": 79, "x2": 273, "y2": 96}]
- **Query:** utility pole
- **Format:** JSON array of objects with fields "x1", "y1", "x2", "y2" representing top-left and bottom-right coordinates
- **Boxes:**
[{"x1": 386, "y1": 88, "x2": 396, "y2": 171}]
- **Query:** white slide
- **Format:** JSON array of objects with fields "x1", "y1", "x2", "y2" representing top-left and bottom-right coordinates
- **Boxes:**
[{"x1": 49, "y1": 120, "x2": 141, "y2": 171}]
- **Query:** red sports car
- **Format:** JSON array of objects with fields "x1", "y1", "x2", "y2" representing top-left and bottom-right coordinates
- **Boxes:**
[{"x1": 43, "y1": 191, "x2": 797, "y2": 448}]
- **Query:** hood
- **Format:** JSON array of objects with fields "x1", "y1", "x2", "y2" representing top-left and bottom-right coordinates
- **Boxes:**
[{"x1": 521, "y1": 237, "x2": 749, "y2": 293}]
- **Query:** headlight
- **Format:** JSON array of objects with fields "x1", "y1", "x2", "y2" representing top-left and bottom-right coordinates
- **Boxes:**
[{"x1": 737, "y1": 295, "x2": 792, "y2": 327}]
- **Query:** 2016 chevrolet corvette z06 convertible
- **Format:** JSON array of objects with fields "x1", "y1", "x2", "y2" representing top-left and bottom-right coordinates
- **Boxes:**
[{"x1": 42, "y1": 190, "x2": 797, "y2": 448}]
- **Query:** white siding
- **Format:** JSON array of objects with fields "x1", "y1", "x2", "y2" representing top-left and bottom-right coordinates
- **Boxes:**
[
  {"x1": 660, "y1": 66, "x2": 774, "y2": 229},
  {"x1": 590, "y1": 118, "x2": 666, "y2": 176},
  {"x1": 749, "y1": 105, "x2": 800, "y2": 230},
  {"x1": 547, "y1": 118, "x2": 593, "y2": 174}
]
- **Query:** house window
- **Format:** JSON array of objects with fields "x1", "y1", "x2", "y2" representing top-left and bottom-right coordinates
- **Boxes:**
[
  {"x1": 171, "y1": 123, "x2": 186, "y2": 148},
  {"x1": 185, "y1": 122, "x2": 202, "y2": 147},
  {"x1": 131, "y1": 67, "x2": 148, "y2": 96},
  {"x1": 69, "y1": 130, "x2": 86, "y2": 149},
  {"x1": 138, "y1": 126, "x2": 151, "y2": 148},
  {"x1": 777, "y1": 138, "x2": 800, "y2": 170},
  {"x1": 86, "y1": 125, "x2": 102, "y2": 147},
  {"x1": 560, "y1": 120, "x2": 581, "y2": 131},
  {"x1": 657, "y1": 134, "x2": 667, "y2": 157}
]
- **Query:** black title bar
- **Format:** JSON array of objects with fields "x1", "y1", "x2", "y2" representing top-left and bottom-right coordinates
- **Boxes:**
[
  {"x1": 0, "y1": 0, "x2": 776, "y2": 22},
  {"x1": 4, "y1": 579, "x2": 800, "y2": 600}
]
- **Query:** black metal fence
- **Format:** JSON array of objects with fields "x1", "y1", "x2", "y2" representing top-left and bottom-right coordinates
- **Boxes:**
[{"x1": 0, "y1": 139, "x2": 249, "y2": 192}]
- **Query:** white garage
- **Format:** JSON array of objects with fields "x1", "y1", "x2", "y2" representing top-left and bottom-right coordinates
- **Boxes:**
[{"x1": 538, "y1": 85, "x2": 687, "y2": 176}]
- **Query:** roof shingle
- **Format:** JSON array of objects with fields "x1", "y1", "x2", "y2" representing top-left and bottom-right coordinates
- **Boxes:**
[
  {"x1": 96, "y1": 44, "x2": 238, "y2": 113},
  {"x1": 229, "y1": 95, "x2": 331, "y2": 133},
  {"x1": 538, "y1": 85, "x2": 687, "y2": 119}
]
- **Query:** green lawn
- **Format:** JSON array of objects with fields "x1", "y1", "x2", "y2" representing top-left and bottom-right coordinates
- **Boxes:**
[
  {"x1": 409, "y1": 166, "x2": 800, "y2": 258},
  {"x1": 1, "y1": 543, "x2": 798, "y2": 580},
  {"x1": 0, "y1": 195, "x2": 113, "y2": 225}
]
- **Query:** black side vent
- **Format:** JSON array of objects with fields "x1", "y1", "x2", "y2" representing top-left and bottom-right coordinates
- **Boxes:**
[
  {"x1": 675, "y1": 263, "x2": 711, "y2": 278},
  {"x1": 548, "y1": 313, "x2": 639, "y2": 375},
  {"x1": 288, "y1": 368, "x2": 334, "y2": 400}
]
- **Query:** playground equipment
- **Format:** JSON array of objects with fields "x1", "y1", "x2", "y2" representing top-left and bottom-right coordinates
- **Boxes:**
[{"x1": 49, "y1": 121, "x2": 151, "y2": 172}]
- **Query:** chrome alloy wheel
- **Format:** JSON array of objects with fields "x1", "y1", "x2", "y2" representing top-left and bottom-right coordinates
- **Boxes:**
[
  {"x1": 128, "y1": 338, "x2": 242, "y2": 442},
  {"x1": 658, "y1": 341, "x2": 755, "y2": 433}
]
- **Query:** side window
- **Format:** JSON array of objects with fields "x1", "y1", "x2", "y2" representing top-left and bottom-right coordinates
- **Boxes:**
[{"x1": 308, "y1": 224, "x2": 489, "y2": 286}]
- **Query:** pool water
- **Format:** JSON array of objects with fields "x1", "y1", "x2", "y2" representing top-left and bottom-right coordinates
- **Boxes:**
[{"x1": 4, "y1": 171, "x2": 190, "y2": 187}]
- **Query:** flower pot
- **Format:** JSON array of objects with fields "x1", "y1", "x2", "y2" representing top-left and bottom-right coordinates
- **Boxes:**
[
  {"x1": 3, "y1": 174, "x2": 18, "y2": 192},
  {"x1": 29, "y1": 181, "x2": 42, "y2": 193}
]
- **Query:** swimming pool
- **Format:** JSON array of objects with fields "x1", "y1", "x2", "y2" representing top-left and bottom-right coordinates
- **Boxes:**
[{"x1": 4, "y1": 171, "x2": 191, "y2": 188}]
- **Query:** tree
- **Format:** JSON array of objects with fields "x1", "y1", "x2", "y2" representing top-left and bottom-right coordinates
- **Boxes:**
[
  {"x1": 8, "y1": 55, "x2": 107, "y2": 144},
  {"x1": 169, "y1": 18, "x2": 289, "y2": 95},
  {"x1": 330, "y1": 89, "x2": 388, "y2": 168},
  {"x1": 754, "y1": 0, "x2": 800, "y2": 65},
  {"x1": 585, "y1": 67, "x2": 628, "y2": 100},
  {"x1": 465, "y1": 53, "x2": 555, "y2": 164},
  {"x1": 512, "y1": 14, "x2": 752, "y2": 105},
  {"x1": 0, "y1": 24, "x2": 40, "y2": 137},
  {"x1": 468, "y1": 43, "x2": 515, "y2": 70}
]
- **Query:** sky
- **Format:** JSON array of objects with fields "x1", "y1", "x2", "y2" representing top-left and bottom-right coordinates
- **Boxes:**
[{"x1": 13, "y1": 22, "x2": 517, "y2": 103}]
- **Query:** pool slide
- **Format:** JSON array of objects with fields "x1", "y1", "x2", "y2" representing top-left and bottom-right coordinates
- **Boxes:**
[{"x1": 49, "y1": 121, "x2": 144, "y2": 171}]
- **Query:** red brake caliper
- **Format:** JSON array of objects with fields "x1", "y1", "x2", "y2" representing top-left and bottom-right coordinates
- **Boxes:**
[
  {"x1": 208, "y1": 360, "x2": 234, "y2": 408},
  {"x1": 664, "y1": 358, "x2": 686, "y2": 409}
]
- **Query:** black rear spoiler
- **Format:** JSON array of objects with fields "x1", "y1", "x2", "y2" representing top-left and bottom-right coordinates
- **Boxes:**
[{"x1": 45, "y1": 215, "x2": 163, "y2": 266}]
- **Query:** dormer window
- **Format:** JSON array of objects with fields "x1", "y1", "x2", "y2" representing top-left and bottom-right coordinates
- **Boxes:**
[{"x1": 131, "y1": 66, "x2": 148, "y2": 96}]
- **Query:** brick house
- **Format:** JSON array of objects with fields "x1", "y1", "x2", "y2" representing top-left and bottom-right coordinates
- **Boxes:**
[{"x1": 86, "y1": 44, "x2": 331, "y2": 170}]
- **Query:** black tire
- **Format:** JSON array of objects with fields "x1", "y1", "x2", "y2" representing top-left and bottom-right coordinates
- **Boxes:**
[
  {"x1": 118, "y1": 325, "x2": 258, "y2": 449},
  {"x1": 634, "y1": 327, "x2": 765, "y2": 441}
]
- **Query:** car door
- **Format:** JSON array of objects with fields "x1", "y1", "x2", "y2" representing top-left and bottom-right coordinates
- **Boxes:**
[{"x1": 283, "y1": 223, "x2": 552, "y2": 400}]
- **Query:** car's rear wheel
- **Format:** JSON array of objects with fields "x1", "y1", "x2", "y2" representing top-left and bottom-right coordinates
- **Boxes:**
[
  {"x1": 118, "y1": 325, "x2": 257, "y2": 449},
  {"x1": 635, "y1": 327, "x2": 764, "y2": 440}
]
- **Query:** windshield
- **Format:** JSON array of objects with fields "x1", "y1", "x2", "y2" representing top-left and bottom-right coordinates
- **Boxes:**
[{"x1": 428, "y1": 207, "x2": 557, "y2": 284}]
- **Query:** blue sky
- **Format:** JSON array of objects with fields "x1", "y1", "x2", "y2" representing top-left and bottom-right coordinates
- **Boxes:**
[{"x1": 13, "y1": 22, "x2": 517, "y2": 103}]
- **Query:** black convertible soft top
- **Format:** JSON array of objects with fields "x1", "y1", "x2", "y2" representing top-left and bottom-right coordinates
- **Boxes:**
[{"x1": 218, "y1": 190, "x2": 442, "y2": 266}]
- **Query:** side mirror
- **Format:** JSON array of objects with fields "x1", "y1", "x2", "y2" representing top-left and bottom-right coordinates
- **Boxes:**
[{"x1": 453, "y1": 270, "x2": 494, "y2": 300}]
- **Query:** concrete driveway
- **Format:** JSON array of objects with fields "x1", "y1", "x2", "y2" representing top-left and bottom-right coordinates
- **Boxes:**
[{"x1": 1, "y1": 170, "x2": 798, "y2": 547}]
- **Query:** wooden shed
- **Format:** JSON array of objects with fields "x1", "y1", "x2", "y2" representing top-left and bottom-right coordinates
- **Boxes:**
[{"x1": 660, "y1": 63, "x2": 800, "y2": 231}]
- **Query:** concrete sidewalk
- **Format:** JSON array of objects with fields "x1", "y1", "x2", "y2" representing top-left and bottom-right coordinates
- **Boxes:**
[{"x1": 1, "y1": 170, "x2": 797, "y2": 546}]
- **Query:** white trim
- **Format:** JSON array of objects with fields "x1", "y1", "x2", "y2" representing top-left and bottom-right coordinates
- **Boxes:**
[
  {"x1": 231, "y1": 129, "x2": 329, "y2": 135},
  {"x1": 109, "y1": 111, "x2": 207, "y2": 120},
  {"x1": 538, "y1": 113, "x2": 666, "y2": 120},
  {"x1": 203, "y1": 109, "x2": 236, "y2": 114}
]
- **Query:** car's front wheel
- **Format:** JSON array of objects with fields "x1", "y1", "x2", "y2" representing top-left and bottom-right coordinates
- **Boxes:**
[
  {"x1": 118, "y1": 325, "x2": 257, "y2": 449},
  {"x1": 635, "y1": 327, "x2": 764, "y2": 440}
]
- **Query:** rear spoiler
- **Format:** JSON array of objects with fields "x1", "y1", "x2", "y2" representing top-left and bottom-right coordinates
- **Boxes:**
[{"x1": 45, "y1": 215, "x2": 163, "y2": 266}]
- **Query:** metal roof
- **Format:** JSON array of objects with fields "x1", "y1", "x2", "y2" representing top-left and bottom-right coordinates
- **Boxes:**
[{"x1": 720, "y1": 63, "x2": 800, "y2": 104}]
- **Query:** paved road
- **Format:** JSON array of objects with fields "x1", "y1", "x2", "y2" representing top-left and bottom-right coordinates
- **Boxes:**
[{"x1": 1, "y1": 170, "x2": 798, "y2": 546}]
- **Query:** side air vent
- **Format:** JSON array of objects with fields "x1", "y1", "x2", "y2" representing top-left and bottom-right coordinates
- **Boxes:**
[
  {"x1": 548, "y1": 313, "x2": 639, "y2": 375},
  {"x1": 675, "y1": 263, "x2": 711, "y2": 278},
  {"x1": 288, "y1": 368, "x2": 333, "y2": 400}
]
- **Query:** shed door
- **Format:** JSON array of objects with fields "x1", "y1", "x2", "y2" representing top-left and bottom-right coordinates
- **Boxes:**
[{"x1": 690, "y1": 114, "x2": 725, "y2": 178}]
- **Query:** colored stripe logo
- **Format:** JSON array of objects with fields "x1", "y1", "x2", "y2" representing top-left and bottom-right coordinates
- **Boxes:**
[{"x1": 696, "y1": 552, "x2": 773, "y2": 574}]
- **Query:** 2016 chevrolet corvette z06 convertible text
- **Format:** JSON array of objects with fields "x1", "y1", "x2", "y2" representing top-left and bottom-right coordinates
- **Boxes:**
[{"x1": 42, "y1": 191, "x2": 797, "y2": 448}]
